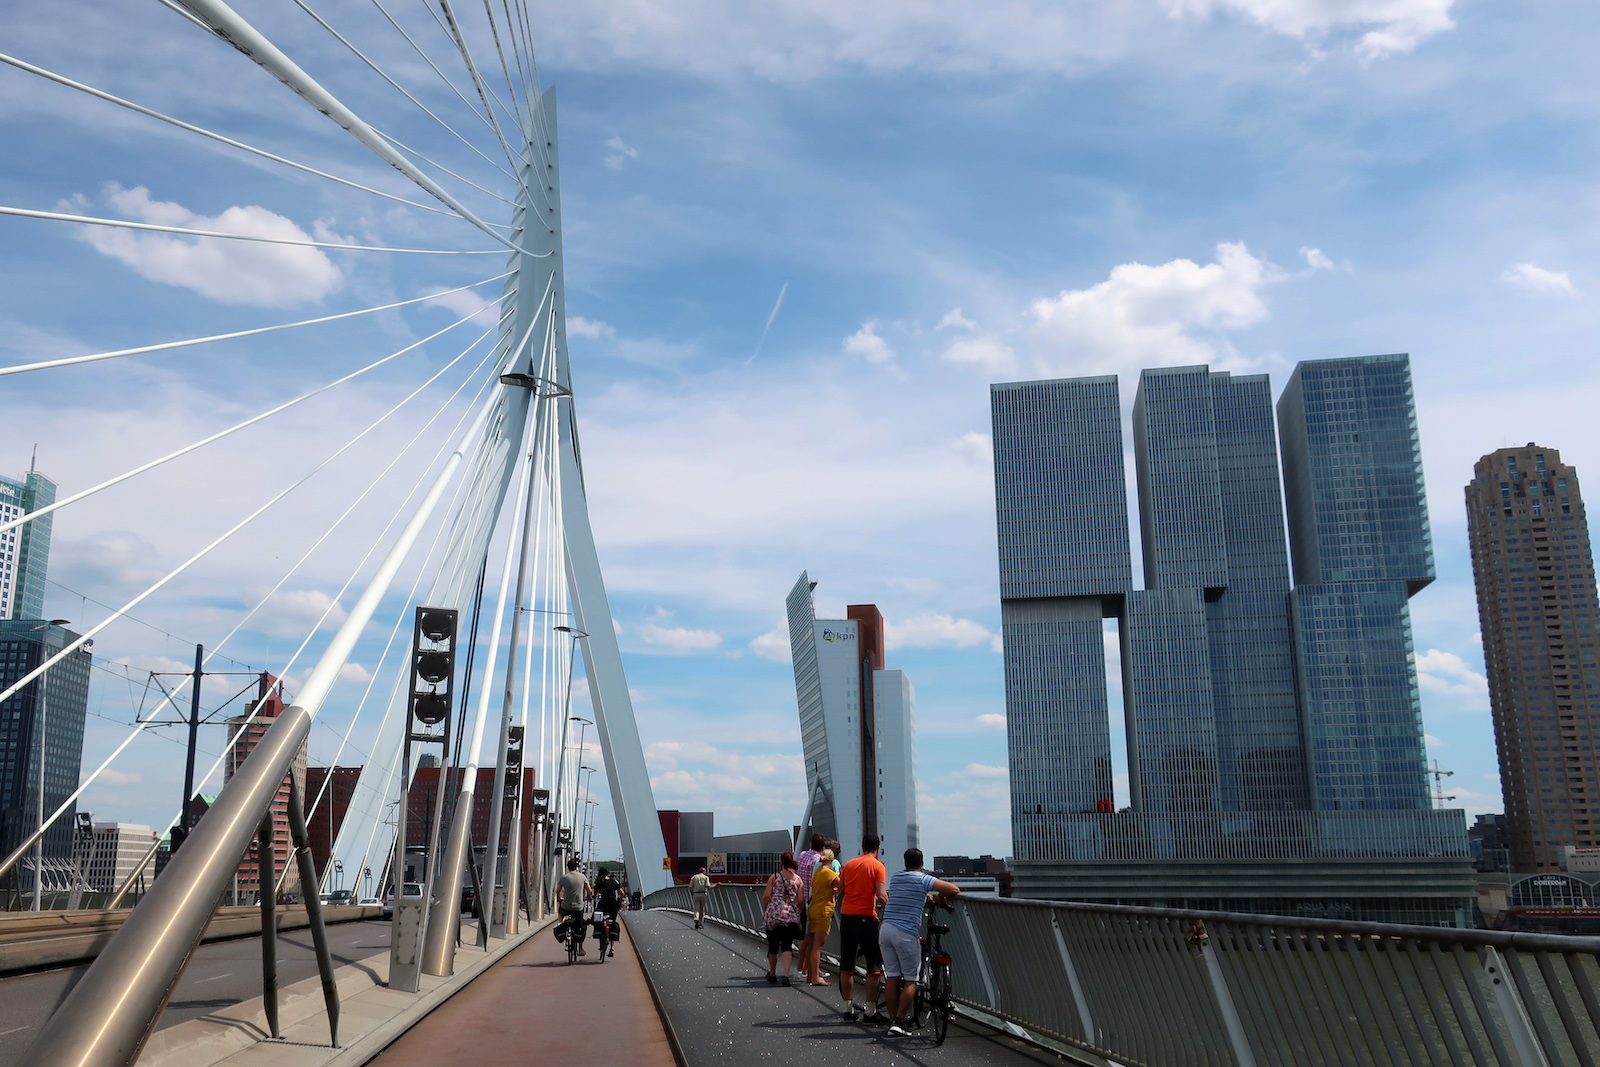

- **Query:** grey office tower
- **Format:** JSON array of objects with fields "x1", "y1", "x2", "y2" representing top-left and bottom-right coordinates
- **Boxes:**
[{"x1": 991, "y1": 357, "x2": 1473, "y2": 926}]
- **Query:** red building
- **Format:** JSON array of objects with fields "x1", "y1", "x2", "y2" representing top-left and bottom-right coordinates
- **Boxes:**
[
  {"x1": 406, "y1": 766, "x2": 537, "y2": 876},
  {"x1": 223, "y1": 677, "x2": 305, "y2": 902},
  {"x1": 304, "y1": 765, "x2": 361, "y2": 887}
]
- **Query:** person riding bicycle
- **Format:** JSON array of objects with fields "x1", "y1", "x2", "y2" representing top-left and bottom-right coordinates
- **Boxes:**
[
  {"x1": 556, "y1": 858, "x2": 592, "y2": 956},
  {"x1": 593, "y1": 868, "x2": 624, "y2": 956},
  {"x1": 878, "y1": 848, "x2": 961, "y2": 1036}
]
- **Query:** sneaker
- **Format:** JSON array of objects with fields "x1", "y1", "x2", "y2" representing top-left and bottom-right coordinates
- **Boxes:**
[
  {"x1": 780, "y1": 975, "x2": 791, "y2": 987},
  {"x1": 865, "y1": 1011, "x2": 891, "y2": 1027},
  {"x1": 766, "y1": 972, "x2": 777, "y2": 984},
  {"x1": 887, "y1": 1024, "x2": 908, "y2": 1037},
  {"x1": 842, "y1": 1005, "x2": 859, "y2": 1022}
]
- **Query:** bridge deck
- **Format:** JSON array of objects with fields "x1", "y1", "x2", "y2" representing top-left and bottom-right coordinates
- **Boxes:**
[
  {"x1": 369, "y1": 918, "x2": 675, "y2": 1067},
  {"x1": 624, "y1": 909, "x2": 1070, "y2": 1067}
]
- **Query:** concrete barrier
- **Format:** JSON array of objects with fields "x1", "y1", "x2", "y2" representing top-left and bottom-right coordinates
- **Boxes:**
[{"x1": 0, "y1": 905, "x2": 382, "y2": 974}]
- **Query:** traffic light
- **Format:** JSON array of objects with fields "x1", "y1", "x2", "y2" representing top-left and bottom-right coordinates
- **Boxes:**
[
  {"x1": 505, "y1": 726, "x2": 524, "y2": 799},
  {"x1": 408, "y1": 607, "x2": 458, "y2": 728}
]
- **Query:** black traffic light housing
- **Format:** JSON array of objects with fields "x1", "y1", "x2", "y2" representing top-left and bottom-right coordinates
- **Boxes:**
[{"x1": 408, "y1": 607, "x2": 458, "y2": 728}]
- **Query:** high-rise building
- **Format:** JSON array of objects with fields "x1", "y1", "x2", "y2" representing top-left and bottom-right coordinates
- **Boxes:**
[
  {"x1": 305, "y1": 765, "x2": 362, "y2": 881},
  {"x1": 1465, "y1": 444, "x2": 1600, "y2": 871},
  {"x1": 786, "y1": 574, "x2": 918, "y2": 864},
  {"x1": 0, "y1": 466, "x2": 57, "y2": 622},
  {"x1": 0, "y1": 620, "x2": 91, "y2": 886},
  {"x1": 990, "y1": 356, "x2": 1472, "y2": 925},
  {"x1": 84, "y1": 822, "x2": 157, "y2": 893},
  {"x1": 224, "y1": 678, "x2": 306, "y2": 902}
]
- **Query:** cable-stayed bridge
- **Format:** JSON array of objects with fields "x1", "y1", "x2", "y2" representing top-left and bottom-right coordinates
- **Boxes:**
[{"x1": 1, "y1": 3, "x2": 1599, "y2": 1066}]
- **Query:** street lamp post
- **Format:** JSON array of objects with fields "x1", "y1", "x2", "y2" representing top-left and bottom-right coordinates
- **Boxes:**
[{"x1": 28, "y1": 619, "x2": 69, "y2": 911}]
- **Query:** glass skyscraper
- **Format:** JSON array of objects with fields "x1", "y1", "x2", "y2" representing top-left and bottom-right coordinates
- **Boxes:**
[
  {"x1": 991, "y1": 356, "x2": 1472, "y2": 925},
  {"x1": 0, "y1": 468, "x2": 56, "y2": 621}
]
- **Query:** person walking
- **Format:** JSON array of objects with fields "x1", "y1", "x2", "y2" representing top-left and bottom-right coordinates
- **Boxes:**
[
  {"x1": 879, "y1": 848, "x2": 962, "y2": 1036},
  {"x1": 761, "y1": 852, "x2": 805, "y2": 986},
  {"x1": 801, "y1": 847, "x2": 838, "y2": 986},
  {"x1": 825, "y1": 841, "x2": 842, "y2": 875},
  {"x1": 794, "y1": 832, "x2": 825, "y2": 980},
  {"x1": 835, "y1": 833, "x2": 889, "y2": 1024},
  {"x1": 689, "y1": 866, "x2": 717, "y2": 929}
]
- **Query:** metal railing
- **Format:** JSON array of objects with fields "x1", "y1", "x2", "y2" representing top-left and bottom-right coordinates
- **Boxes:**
[{"x1": 643, "y1": 884, "x2": 1600, "y2": 1066}]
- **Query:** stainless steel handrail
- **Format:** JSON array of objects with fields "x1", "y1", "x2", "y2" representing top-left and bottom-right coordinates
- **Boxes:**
[
  {"x1": 643, "y1": 884, "x2": 1600, "y2": 1066},
  {"x1": 20, "y1": 704, "x2": 317, "y2": 1066}
]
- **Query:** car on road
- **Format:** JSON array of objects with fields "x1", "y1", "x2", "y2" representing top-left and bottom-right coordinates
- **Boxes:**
[
  {"x1": 382, "y1": 882, "x2": 424, "y2": 919},
  {"x1": 319, "y1": 889, "x2": 354, "y2": 907}
]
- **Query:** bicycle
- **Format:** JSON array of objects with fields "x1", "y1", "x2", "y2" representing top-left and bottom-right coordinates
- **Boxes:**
[
  {"x1": 561, "y1": 910, "x2": 586, "y2": 965},
  {"x1": 592, "y1": 909, "x2": 614, "y2": 963},
  {"x1": 912, "y1": 900, "x2": 954, "y2": 1045}
]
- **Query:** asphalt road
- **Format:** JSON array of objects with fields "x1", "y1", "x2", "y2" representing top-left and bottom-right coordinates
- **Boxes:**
[
  {"x1": 0, "y1": 918, "x2": 390, "y2": 1067},
  {"x1": 625, "y1": 909, "x2": 1070, "y2": 1066}
]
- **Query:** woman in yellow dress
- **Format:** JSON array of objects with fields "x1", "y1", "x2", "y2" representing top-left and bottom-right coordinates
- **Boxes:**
[{"x1": 803, "y1": 848, "x2": 838, "y2": 986}]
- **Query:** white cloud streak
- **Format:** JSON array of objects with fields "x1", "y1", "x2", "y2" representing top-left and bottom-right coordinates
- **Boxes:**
[{"x1": 1502, "y1": 263, "x2": 1578, "y2": 297}]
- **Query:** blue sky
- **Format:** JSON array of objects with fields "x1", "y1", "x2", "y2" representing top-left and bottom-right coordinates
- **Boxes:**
[{"x1": 3, "y1": 0, "x2": 1599, "y2": 862}]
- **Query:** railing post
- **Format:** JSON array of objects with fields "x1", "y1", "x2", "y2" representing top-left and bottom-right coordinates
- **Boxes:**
[
  {"x1": 1049, "y1": 910, "x2": 1095, "y2": 1043},
  {"x1": 956, "y1": 900, "x2": 999, "y2": 1009},
  {"x1": 1196, "y1": 928, "x2": 1257, "y2": 1067},
  {"x1": 1482, "y1": 946, "x2": 1553, "y2": 1067}
]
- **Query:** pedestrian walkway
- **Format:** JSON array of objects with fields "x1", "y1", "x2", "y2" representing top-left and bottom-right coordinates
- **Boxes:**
[
  {"x1": 370, "y1": 918, "x2": 676, "y2": 1067},
  {"x1": 625, "y1": 909, "x2": 1070, "y2": 1066}
]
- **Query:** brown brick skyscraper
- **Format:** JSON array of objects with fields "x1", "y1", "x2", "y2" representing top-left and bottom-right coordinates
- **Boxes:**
[{"x1": 1466, "y1": 445, "x2": 1600, "y2": 871}]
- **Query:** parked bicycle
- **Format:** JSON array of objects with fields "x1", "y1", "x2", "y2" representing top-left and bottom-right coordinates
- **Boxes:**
[{"x1": 913, "y1": 900, "x2": 954, "y2": 1045}]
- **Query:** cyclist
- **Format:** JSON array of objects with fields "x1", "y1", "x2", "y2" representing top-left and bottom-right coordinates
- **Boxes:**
[
  {"x1": 593, "y1": 868, "x2": 624, "y2": 957},
  {"x1": 878, "y1": 848, "x2": 961, "y2": 1036},
  {"x1": 556, "y1": 858, "x2": 592, "y2": 955}
]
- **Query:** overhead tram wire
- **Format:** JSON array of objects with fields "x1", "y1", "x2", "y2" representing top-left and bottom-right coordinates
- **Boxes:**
[
  {"x1": 44, "y1": 578, "x2": 257, "y2": 670},
  {"x1": 0, "y1": 279, "x2": 554, "y2": 715},
  {"x1": 285, "y1": 0, "x2": 523, "y2": 190},
  {"x1": 0, "y1": 270, "x2": 513, "y2": 377},
  {"x1": 0, "y1": 292, "x2": 524, "y2": 539},
  {"x1": 0, "y1": 206, "x2": 503, "y2": 254},
  {"x1": 0, "y1": 53, "x2": 503, "y2": 227},
  {"x1": 0, "y1": 300, "x2": 521, "y2": 879}
]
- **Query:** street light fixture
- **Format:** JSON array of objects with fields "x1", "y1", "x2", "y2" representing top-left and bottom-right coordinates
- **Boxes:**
[{"x1": 27, "y1": 620, "x2": 69, "y2": 910}]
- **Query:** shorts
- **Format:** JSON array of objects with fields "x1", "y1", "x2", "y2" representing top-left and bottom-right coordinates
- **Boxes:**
[
  {"x1": 879, "y1": 923, "x2": 921, "y2": 980},
  {"x1": 838, "y1": 914, "x2": 882, "y2": 975},
  {"x1": 807, "y1": 903, "x2": 834, "y2": 938},
  {"x1": 765, "y1": 922, "x2": 801, "y2": 955}
]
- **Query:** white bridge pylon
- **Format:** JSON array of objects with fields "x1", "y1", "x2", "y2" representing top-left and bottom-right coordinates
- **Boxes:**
[{"x1": 326, "y1": 88, "x2": 670, "y2": 898}]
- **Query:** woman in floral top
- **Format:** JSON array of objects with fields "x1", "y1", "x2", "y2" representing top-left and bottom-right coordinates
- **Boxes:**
[{"x1": 762, "y1": 851, "x2": 805, "y2": 986}]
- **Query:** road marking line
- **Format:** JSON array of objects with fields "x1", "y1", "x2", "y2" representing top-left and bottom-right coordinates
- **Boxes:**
[
  {"x1": 0, "y1": 1026, "x2": 33, "y2": 1036},
  {"x1": 194, "y1": 972, "x2": 233, "y2": 984}
]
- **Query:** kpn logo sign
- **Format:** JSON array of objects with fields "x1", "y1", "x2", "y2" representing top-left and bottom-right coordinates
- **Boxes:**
[{"x1": 821, "y1": 627, "x2": 857, "y2": 643}]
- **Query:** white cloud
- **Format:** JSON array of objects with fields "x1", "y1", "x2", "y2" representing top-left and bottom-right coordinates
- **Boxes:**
[
  {"x1": 955, "y1": 432, "x2": 993, "y2": 466},
  {"x1": 1502, "y1": 263, "x2": 1578, "y2": 297},
  {"x1": 338, "y1": 662, "x2": 372, "y2": 684},
  {"x1": 1301, "y1": 246, "x2": 1334, "y2": 270},
  {"x1": 937, "y1": 307, "x2": 976, "y2": 331},
  {"x1": 963, "y1": 762, "x2": 1008, "y2": 780},
  {"x1": 1029, "y1": 242, "x2": 1279, "y2": 377},
  {"x1": 1415, "y1": 648, "x2": 1489, "y2": 710},
  {"x1": 749, "y1": 622, "x2": 792, "y2": 662},
  {"x1": 1424, "y1": 733, "x2": 1446, "y2": 748},
  {"x1": 604, "y1": 135, "x2": 639, "y2": 169},
  {"x1": 98, "y1": 768, "x2": 143, "y2": 786},
  {"x1": 638, "y1": 620, "x2": 723, "y2": 653},
  {"x1": 842, "y1": 321, "x2": 895, "y2": 364},
  {"x1": 1162, "y1": 0, "x2": 1456, "y2": 58},
  {"x1": 72, "y1": 184, "x2": 342, "y2": 307},
  {"x1": 885, "y1": 613, "x2": 994, "y2": 650},
  {"x1": 942, "y1": 334, "x2": 1017, "y2": 372},
  {"x1": 570, "y1": 316, "x2": 617, "y2": 338},
  {"x1": 424, "y1": 286, "x2": 497, "y2": 324},
  {"x1": 975, "y1": 713, "x2": 1006, "y2": 729},
  {"x1": 246, "y1": 587, "x2": 350, "y2": 639},
  {"x1": 54, "y1": 530, "x2": 166, "y2": 596}
]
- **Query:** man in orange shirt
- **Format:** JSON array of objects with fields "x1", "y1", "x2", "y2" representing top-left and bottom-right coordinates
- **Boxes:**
[{"x1": 835, "y1": 833, "x2": 889, "y2": 1024}]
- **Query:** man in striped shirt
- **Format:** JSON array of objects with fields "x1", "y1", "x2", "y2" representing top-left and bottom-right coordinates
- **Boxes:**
[{"x1": 877, "y1": 848, "x2": 961, "y2": 1036}]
